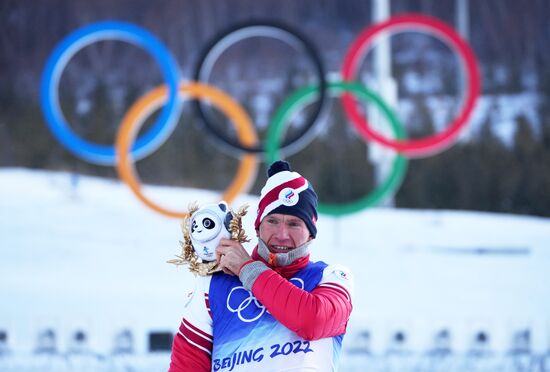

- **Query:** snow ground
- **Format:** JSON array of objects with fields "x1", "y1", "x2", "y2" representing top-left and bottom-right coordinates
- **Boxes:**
[{"x1": 1, "y1": 168, "x2": 549, "y2": 364}]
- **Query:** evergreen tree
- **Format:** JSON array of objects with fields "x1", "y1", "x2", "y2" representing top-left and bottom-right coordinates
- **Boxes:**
[{"x1": 510, "y1": 114, "x2": 543, "y2": 215}]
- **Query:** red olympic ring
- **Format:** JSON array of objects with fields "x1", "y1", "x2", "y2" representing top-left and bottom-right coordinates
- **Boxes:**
[{"x1": 341, "y1": 14, "x2": 481, "y2": 157}]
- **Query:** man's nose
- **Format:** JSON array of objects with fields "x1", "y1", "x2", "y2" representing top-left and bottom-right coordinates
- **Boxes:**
[{"x1": 273, "y1": 224, "x2": 290, "y2": 239}]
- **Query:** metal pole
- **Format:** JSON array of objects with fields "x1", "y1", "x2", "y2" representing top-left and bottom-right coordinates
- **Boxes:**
[
  {"x1": 368, "y1": 0, "x2": 397, "y2": 207},
  {"x1": 456, "y1": 0, "x2": 469, "y2": 40}
]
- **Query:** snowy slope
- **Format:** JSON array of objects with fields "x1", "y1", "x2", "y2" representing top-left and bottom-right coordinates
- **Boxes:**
[{"x1": 1, "y1": 168, "x2": 549, "y2": 357}]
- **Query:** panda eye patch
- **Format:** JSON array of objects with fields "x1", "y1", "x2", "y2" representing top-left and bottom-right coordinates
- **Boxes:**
[{"x1": 203, "y1": 218, "x2": 215, "y2": 229}]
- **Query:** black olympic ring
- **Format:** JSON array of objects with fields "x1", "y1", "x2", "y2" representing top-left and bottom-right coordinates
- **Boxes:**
[{"x1": 193, "y1": 20, "x2": 327, "y2": 157}]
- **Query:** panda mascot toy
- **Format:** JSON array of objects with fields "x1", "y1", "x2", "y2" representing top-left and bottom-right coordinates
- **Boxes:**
[
  {"x1": 168, "y1": 201, "x2": 249, "y2": 275},
  {"x1": 189, "y1": 201, "x2": 233, "y2": 262}
]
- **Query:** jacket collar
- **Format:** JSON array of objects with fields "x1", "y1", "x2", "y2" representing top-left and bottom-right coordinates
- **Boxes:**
[{"x1": 252, "y1": 239, "x2": 311, "y2": 278}]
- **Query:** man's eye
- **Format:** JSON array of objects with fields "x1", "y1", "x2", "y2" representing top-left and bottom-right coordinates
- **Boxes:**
[{"x1": 290, "y1": 220, "x2": 306, "y2": 228}]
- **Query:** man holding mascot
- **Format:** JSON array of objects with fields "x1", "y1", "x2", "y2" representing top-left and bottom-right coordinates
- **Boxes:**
[{"x1": 169, "y1": 160, "x2": 354, "y2": 372}]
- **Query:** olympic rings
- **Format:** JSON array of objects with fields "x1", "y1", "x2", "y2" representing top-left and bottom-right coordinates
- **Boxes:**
[
  {"x1": 226, "y1": 278, "x2": 303, "y2": 323},
  {"x1": 266, "y1": 81, "x2": 408, "y2": 215},
  {"x1": 41, "y1": 15, "x2": 482, "y2": 217},
  {"x1": 193, "y1": 21, "x2": 327, "y2": 157},
  {"x1": 226, "y1": 286, "x2": 267, "y2": 323},
  {"x1": 40, "y1": 21, "x2": 181, "y2": 165},
  {"x1": 115, "y1": 82, "x2": 259, "y2": 219},
  {"x1": 341, "y1": 14, "x2": 481, "y2": 157}
]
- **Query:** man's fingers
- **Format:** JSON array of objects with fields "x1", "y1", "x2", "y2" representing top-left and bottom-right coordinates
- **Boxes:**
[
  {"x1": 215, "y1": 239, "x2": 250, "y2": 276},
  {"x1": 221, "y1": 267, "x2": 234, "y2": 276},
  {"x1": 215, "y1": 243, "x2": 230, "y2": 261},
  {"x1": 216, "y1": 239, "x2": 240, "y2": 261},
  {"x1": 219, "y1": 238, "x2": 233, "y2": 245},
  {"x1": 215, "y1": 249, "x2": 223, "y2": 263},
  {"x1": 217, "y1": 253, "x2": 235, "y2": 276},
  {"x1": 215, "y1": 241, "x2": 232, "y2": 256}
]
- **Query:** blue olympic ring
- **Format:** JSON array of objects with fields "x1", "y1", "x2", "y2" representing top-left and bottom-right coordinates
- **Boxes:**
[{"x1": 40, "y1": 20, "x2": 181, "y2": 165}]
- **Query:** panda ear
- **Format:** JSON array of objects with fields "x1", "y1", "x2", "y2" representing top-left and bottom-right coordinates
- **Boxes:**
[
  {"x1": 224, "y1": 211, "x2": 232, "y2": 231},
  {"x1": 218, "y1": 201, "x2": 228, "y2": 212}
]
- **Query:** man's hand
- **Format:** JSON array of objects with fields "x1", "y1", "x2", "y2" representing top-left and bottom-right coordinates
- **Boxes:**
[{"x1": 215, "y1": 239, "x2": 252, "y2": 276}]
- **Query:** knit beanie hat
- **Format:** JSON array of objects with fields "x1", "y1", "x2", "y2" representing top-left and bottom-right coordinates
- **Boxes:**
[{"x1": 254, "y1": 160, "x2": 318, "y2": 238}]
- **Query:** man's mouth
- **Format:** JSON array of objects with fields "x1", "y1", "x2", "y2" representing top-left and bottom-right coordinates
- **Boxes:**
[{"x1": 270, "y1": 245, "x2": 294, "y2": 253}]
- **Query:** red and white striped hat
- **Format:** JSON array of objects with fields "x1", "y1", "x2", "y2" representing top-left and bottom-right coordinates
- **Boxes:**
[{"x1": 254, "y1": 161, "x2": 318, "y2": 237}]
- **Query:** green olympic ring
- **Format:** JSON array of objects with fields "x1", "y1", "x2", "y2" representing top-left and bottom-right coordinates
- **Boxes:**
[{"x1": 265, "y1": 81, "x2": 408, "y2": 216}]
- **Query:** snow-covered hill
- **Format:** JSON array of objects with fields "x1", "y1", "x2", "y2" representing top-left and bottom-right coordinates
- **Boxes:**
[{"x1": 1, "y1": 168, "x2": 549, "y2": 363}]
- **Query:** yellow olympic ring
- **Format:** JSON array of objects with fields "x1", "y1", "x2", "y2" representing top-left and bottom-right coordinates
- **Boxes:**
[{"x1": 115, "y1": 82, "x2": 259, "y2": 218}]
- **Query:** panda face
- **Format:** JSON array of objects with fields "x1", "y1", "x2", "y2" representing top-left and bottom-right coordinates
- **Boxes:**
[
  {"x1": 190, "y1": 210, "x2": 222, "y2": 243},
  {"x1": 189, "y1": 202, "x2": 232, "y2": 262}
]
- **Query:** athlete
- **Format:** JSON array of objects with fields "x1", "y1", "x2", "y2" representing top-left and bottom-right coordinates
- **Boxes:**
[{"x1": 169, "y1": 160, "x2": 354, "y2": 371}]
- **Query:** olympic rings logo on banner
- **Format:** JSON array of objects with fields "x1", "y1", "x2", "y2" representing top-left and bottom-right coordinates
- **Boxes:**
[
  {"x1": 40, "y1": 15, "x2": 481, "y2": 218},
  {"x1": 226, "y1": 278, "x2": 304, "y2": 323}
]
